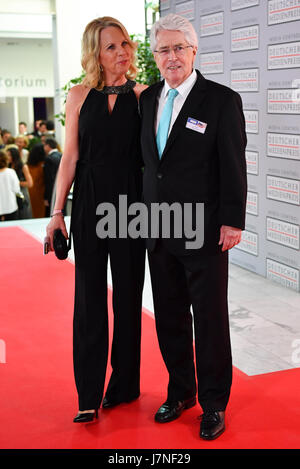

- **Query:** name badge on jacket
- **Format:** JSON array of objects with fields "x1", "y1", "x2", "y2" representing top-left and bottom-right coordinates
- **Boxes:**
[{"x1": 186, "y1": 117, "x2": 207, "y2": 134}]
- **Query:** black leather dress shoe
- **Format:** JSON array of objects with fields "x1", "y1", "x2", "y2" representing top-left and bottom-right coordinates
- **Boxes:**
[
  {"x1": 102, "y1": 395, "x2": 139, "y2": 409},
  {"x1": 200, "y1": 411, "x2": 225, "y2": 440},
  {"x1": 154, "y1": 396, "x2": 196, "y2": 423}
]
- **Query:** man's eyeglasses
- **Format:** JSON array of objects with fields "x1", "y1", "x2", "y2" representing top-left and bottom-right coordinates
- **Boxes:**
[{"x1": 154, "y1": 45, "x2": 194, "y2": 57}]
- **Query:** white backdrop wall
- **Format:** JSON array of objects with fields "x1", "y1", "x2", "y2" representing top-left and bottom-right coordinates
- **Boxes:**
[
  {"x1": 160, "y1": 0, "x2": 300, "y2": 292},
  {"x1": 0, "y1": 38, "x2": 54, "y2": 98}
]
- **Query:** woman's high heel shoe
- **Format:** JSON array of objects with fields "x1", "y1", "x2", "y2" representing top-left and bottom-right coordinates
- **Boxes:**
[{"x1": 73, "y1": 409, "x2": 98, "y2": 423}]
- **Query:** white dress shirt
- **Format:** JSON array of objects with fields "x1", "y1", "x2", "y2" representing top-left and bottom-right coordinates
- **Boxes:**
[
  {"x1": 0, "y1": 168, "x2": 20, "y2": 215},
  {"x1": 155, "y1": 69, "x2": 197, "y2": 136}
]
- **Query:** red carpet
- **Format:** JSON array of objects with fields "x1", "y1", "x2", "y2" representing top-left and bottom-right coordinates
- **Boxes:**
[{"x1": 0, "y1": 226, "x2": 300, "y2": 450}]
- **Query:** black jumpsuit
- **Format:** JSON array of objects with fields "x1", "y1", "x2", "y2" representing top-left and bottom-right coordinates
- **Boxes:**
[{"x1": 70, "y1": 86, "x2": 145, "y2": 411}]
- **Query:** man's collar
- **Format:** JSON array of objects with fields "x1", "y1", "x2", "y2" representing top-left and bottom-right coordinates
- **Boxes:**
[{"x1": 162, "y1": 69, "x2": 197, "y2": 98}]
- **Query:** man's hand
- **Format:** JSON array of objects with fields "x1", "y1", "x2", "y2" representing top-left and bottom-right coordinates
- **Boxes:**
[{"x1": 219, "y1": 225, "x2": 242, "y2": 251}]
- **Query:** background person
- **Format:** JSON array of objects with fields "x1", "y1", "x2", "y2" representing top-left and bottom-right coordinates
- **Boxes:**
[
  {"x1": 18, "y1": 121, "x2": 28, "y2": 135},
  {"x1": 15, "y1": 134, "x2": 29, "y2": 163},
  {"x1": 46, "y1": 120, "x2": 55, "y2": 137},
  {"x1": 46, "y1": 16, "x2": 147, "y2": 423},
  {"x1": 27, "y1": 143, "x2": 46, "y2": 218},
  {"x1": 0, "y1": 130, "x2": 12, "y2": 148},
  {"x1": 30, "y1": 119, "x2": 42, "y2": 138},
  {"x1": 38, "y1": 121, "x2": 47, "y2": 136},
  {"x1": 0, "y1": 150, "x2": 20, "y2": 221},
  {"x1": 43, "y1": 138, "x2": 62, "y2": 217},
  {"x1": 6, "y1": 146, "x2": 33, "y2": 219}
]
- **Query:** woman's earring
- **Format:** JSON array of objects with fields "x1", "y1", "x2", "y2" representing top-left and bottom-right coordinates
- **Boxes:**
[{"x1": 99, "y1": 64, "x2": 103, "y2": 73}]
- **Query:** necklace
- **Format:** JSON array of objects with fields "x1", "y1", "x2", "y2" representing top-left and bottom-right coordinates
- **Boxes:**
[{"x1": 100, "y1": 79, "x2": 136, "y2": 95}]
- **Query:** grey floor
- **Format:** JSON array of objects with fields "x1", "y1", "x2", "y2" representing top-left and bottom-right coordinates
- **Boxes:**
[{"x1": 1, "y1": 216, "x2": 300, "y2": 377}]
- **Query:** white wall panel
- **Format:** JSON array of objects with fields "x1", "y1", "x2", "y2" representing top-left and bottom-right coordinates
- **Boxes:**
[{"x1": 160, "y1": 0, "x2": 300, "y2": 291}]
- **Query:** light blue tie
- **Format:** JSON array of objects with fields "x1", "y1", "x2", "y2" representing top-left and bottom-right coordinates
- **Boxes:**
[{"x1": 156, "y1": 88, "x2": 179, "y2": 158}]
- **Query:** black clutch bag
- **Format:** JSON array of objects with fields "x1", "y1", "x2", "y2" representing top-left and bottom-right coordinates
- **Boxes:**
[
  {"x1": 53, "y1": 229, "x2": 69, "y2": 260},
  {"x1": 16, "y1": 192, "x2": 26, "y2": 210}
]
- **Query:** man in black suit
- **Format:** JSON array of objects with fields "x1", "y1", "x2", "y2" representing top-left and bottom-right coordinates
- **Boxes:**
[
  {"x1": 43, "y1": 138, "x2": 62, "y2": 217},
  {"x1": 139, "y1": 14, "x2": 247, "y2": 440}
]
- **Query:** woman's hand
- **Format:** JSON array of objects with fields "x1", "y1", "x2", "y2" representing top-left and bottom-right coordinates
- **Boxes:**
[{"x1": 46, "y1": 215, "x2": 68, "y2": 251}]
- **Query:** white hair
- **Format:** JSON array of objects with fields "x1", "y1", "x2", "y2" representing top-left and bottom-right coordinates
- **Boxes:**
[{"x1": 150, "y1": 13, "x2": 198, "y2": 52}]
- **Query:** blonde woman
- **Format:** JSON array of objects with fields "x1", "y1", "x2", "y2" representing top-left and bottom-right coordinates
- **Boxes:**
[
  {"x1": 46, "y1": 17, "x2": 147, "y2": 422},
  {"x1": 14, "y1": 134, "x2": 29, "y2": 163}
]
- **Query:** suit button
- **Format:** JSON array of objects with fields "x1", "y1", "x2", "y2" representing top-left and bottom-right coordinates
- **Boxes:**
[{"x1": 157, "y1": 173, "x2": 163, "y2": 179}]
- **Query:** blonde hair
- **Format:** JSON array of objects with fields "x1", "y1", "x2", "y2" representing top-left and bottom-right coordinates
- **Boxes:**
[
  {"x1": 81, "y1": 16, "x2": 137, "y2": 90},
  {"x1": 15, "y1": 134, "x2": 29, "y2": 147},
  {"x1": 4, "y1": 144, "x2": 18, "y2": 152},
  {"x1": 150, "y1": 13, "x2": 198, "y2": 51}
]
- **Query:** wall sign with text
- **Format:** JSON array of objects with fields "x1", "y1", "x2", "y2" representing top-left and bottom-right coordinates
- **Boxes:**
[{"x1": 163, "y1": 0, "x2": 300, "y2": 290}]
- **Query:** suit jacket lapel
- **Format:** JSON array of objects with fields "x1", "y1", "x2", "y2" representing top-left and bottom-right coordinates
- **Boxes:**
[
  {"x1": 161, "y1": 70, "x2": 207, "y2": 161},
  {"x1": 148, "y1": 80, "x2": 164, "y2": 163}
]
